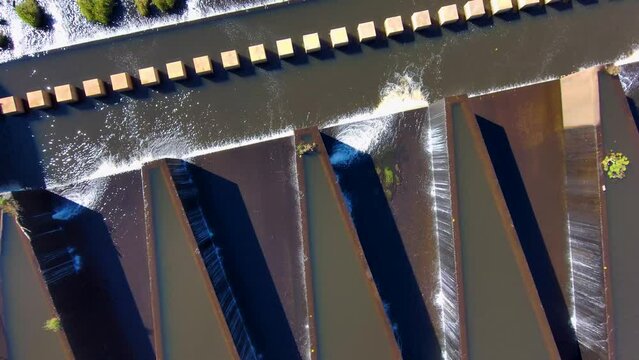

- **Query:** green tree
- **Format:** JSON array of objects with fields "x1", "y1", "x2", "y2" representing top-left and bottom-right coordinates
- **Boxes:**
[
  {"x1": 76, "y1": 0, "x2": 115, "y2": 25},
  {"x1": 152, "y1": 0, "x2": 176, "y2": 12},
  {"x1": 15, "y1": 0, "x2": 43, "y2": 28},
  {"x1": 134, "y1": 0, "x2": 150, "y2": 16}
]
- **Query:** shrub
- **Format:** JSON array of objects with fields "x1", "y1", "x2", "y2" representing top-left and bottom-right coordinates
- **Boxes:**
[
  {"x1": 15, "y1": 0, "x2": 43, "y2": 28},
  {"x1": 604, "y1": 64, "x2": 621, "y2": 77},
  {"x1": 296, "y1": 142, "x2": 317, "y2": 157},
  {"x1": 134, "y1": 0, "x2": 150, "y2": 16},
  {"x1": 602, "y1": 151, "x2": 630, "y2": 179},
  {"x1": 0, "y1": 195, "x2": 20, "y2": 216},
  {"x1": 0, "y1": 32, "x2": 8, "y2": 49},
  {"x1": 152, "y1": 0, "x2": 176, "y2": 12},
  {"x1": 76, "y1": 0, "x2": 115, "y2": 25},
  {"x1": 43, "y1": 317, "x2": 62, "y2": 332}
]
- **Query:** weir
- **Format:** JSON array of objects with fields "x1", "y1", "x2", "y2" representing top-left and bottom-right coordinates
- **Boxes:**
[
  {"x1": 295, "y1": 127, "x2": 401, "y2": 359},
  {"x1": 143, "y1": 161, "x2": 241, "y2": 360}
]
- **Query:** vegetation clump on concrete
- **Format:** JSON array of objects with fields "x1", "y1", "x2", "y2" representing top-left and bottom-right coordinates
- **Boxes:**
[
  {"x1": 43, "y1": 317, "x2": 62, "y2": 332},
  {"x1": 604, "y1": 64, "x2": 621, "y2": 77},
  {"x1": 77, "y1": 0, "x2": 115, "y2": 25},
  {"x1": 15, "y1": 0, "x2": 44, "y2": 28},
  {"x1": 296, "y1": 142, "x2": 317, "y2": 157},
  {"x1": 602, "y1": 151, "x2": 630, "y2": 179},
  {"x1": 0, "y1": 194, "x2": 20, "y2": 216},
  {"x1": 152, "y1": 0, "x2": 177, "y2": 13},
  {"x1": 376, "y1": 165, "x2": 400, "y2": 199}
]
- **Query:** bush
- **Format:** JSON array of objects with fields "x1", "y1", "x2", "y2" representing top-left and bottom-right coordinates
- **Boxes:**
[
  {"x1": 602, "y1": 151, "x2": 630, "y2": 179},
  {"x1": 0, "y1": 195, "x2": 20, "y2": 216},
  {"x1": 604, "y1": 64, "x2": 621, "y2": 77},
  {"x1": 0, "y1": 33, "x2": 8, "y2": 49},
  {"x1": 296, "y1": 142, "x2": 317, "y2": 157},
  {"x1": 77, "y1": 0, "x2": 115, "y2": 25},
  {"x1": 134, "y1": 0, "x2": 150, "y2": 16},
  {"x1": 152, "y1": 0, "x2": 176, "y2": 12},
  {"x1": 43, "y1": 317, "x2": 62, "y2": 332},
  {"x1": 15, "y1": 0, "x2": 43, "y2": 28}
]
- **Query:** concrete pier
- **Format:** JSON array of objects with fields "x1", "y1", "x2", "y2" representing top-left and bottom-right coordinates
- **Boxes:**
[
  {"x1": 357, "y1": 21, "x2": 376, "y2": 42},
  {"x1": 221, "y1": 50, "x2": 240, "y2": 70},
  {"x1": 0, "y1": 96, "x2": 24, "y2": 115},
  {"x1": 411, "y1": 10, "x2": 432, "y2": 31},
  {"x1": 384, "y1": 16, "x2": 404, "y2": 37},
  {"x1": 516, "y1": 0, "x2": 541, "y2": 10},
  {"x1": 110, "y1": 72, "x2": 134, "y2": 92},
  {"x1": 276, "y1": 38, "x2": 295, "y2": 59},
  {"x1": 26, "y1": 90, "x2": 52, "y2": 110},
  {"x1": 166, "y1": 61, "x2": 187, "y2": 81},
  {"x1": 490, "y1": 0, "x2": 514, "y2": 14},
  {"x1": 82, "y1": 78, "x2": 106, "y2": 98},
  {"x1": 464, "y1": 0, "x2": 486, "y2": 20},
  {"x1": 139, "y1": 67, "x2": 160, "y2": 86},
  {"x1": 53, "y1": 84, "x2": 78, "y2": 104},
  {"x1": 248, "y1": 44, "x2": 268, "y2": 64},
  {"x1": 329, "y1": 27, "x2": 349, "y2": 48},
  {"x1": 303, "y1": 33, "x2": 321, "y2": 53},
  {"x1": 438, "y1": 4, "x2": 460, "y2": 26},
  {"x1": 193, "y1": 55, "x2": 213, "y2": 75}
]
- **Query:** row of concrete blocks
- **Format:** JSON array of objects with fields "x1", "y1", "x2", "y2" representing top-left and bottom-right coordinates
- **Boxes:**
[{"x1": 0, "y1": 0, "x2": 560, "y2": 116}]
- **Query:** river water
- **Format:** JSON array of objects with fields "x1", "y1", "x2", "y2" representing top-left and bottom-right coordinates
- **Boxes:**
[{"x1": 0, "y1": 0, "x2": 638, "y2": 195}]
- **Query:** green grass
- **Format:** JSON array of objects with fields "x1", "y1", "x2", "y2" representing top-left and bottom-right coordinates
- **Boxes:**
[
  {"x1": 152, "y1": 0, "x2": 176, "y2": 12},
  {"x1": 15, "y1": 0, "x2": 43, "y2": 28},
  {"x1": 76, "y1": 0, "x2": 115, "y2": 25},
  {"x1": 43, "y1": 317, "x2": 62, "y2": 332}
]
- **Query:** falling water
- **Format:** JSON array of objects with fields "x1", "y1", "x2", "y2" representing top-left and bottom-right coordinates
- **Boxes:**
[
  {"x1": 563, "y1": 126, "x2": 609, "y2": 358},
  {"x1": 165, "y1": 159, "x2": 258, "y2": 360},
  {"x1": 39, "y1": 246, "x2": 82, "y2": 285},
  {"x1": 424, "y1": 100, "x2": 461, "y2": 360}
]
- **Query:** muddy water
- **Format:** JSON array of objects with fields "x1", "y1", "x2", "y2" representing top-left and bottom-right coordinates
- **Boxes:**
[
  {"x1": 2, "y1": 0, "x2": 639, "y2": 188},
  {"x1": 450, "y1": 102, "x2": 556, "y2": 359},
  {"x1": 301, "y1": 139, "x2": 398, "y2": 359},
  {"x1": 146, "y1": 166, "x2": 237, "y2": 359},
  {"x1": 0, "y1": 213, "x2": 68, "y2": 360}
]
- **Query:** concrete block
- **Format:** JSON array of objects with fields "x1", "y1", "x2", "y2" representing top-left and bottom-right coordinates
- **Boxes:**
[
  {"x1": 110, "y1": 72, "x2": 134, "y2": 92},
  {"x1": 544, "y1": 0, "x2": 561, "y2": 4},
  {"x1": 303, "y1": 33, "x2": 321, "y2": 53},
  {"x1": 221, "y1": 50, "x2": 240, "y2": 70},
  {"x1": 54, "y1": 84, "x2": 79, "y2": 104},
  {"x1": 329, "y1": 27, "x2": 349, "y2": 48},
  {"x1": 490, "y1": 0, "x2": 513, "y2": 14},
  {"x1": 83, "y1": 78, "x2": 106, "y2": 98},
  {"x1": 464, "y1": 0, "x2": 486, "y2": 20},
  {"x1": 166, "y1": 61, "x2": 187, "y2": 80},
  {"x1": 193, "y1": 55, "x2": 213, "y2": 75},
  {"x1": 248, "y1": 44, "x2": 267, "y2": 64},
  {"x1": 139, "y1": 67, "x2": 160, "y2": 86},
  {"x1": 517, "y1": 0, "x2": 541, "y2": 9},
  {"x1": 384, "y1": 16, "x2": 404, "y2": 37},
  {"x1": 411, "y1": 10, "x2": 432, "y2": 31},
  {"x1": 357, "y1": 21, "x2": 376, "y2": 42},
  {"x1": 438, "y1": 4, "x2": 460, "y2": 26},
  {"x1": 26, "y1": 90, "x2": 52, "y2": 110},
  {"x1": 560, "y1": 67, "x2": 600, "y2": 128},
  {"x1": 0, "y1": 96, "x2": 24, "y2": 115},
  {"x1": 276, "y1": 38, "x2": 295, "y2": 58}
]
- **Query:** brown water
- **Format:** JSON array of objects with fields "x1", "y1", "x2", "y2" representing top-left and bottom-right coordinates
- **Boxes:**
[
  {"x1": 1, "y1": 0, "x2": 639, "y2": 188},
  {"x1": 302, "y1": 144, "x2": 399, "y2": 359},
  {"x1": 450, "y1": 102, "x2": 556, "y2": 359},
  {"x1": 0, "y1": 213, "x2": 69, "y2": 360},
  {"x1": 146, "y1": 166, "x2": 237, "y2": 359}
]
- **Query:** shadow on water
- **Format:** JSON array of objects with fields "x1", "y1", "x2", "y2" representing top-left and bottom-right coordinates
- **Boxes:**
[
  {"x1": 626, "y1": 97, "x2": 639, "y2": 132},
  {"x1": 476, "y1": 117, "x2": 582, "y2": 360},
  {"x1": 188, "y1": 165, "x2": 302, "y2": 360},
  {"x1": 321, "y1": 134, "x2": 441, "y2": 360}
]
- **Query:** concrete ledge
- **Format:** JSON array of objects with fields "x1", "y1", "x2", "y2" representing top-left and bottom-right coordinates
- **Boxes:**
[
  {"x1": 110, "y1": 72, "x2": 134, "y2": 92},
  {"x1": 560, "y1": 67, "x2": 601, "y2": 128},
  {"x1": 438, "y1": 4, "x2": 460, "y2": 26},
  {"x1": 221, "y1": 50, "x2": 240, "y2": 70},
  {"x1": 276, "y1": 38, "x2": 295, "y2": 59},
  {"x1": 384, "y1": 16, "x2": 404, "y2": 37},
  {"x1": 0, "y1": 96, "x2": 24, "y2": 115},
  {"x1": 193, "y1": 55, "x2": 213, "y2": 75},
  {"x1": 166, "y1": 61, "x2": 187, "y2": 81},
  {"x1": 517, "y1": 0, "x2": 541, "y2": 9},
  {"x1": 411, "y1": 10, "x2": 432, "y2": 31},
  {"x1": 248, "y1": 44, "x2": 267, "y2": 64},
  {"x1": 303, "y1": 33, "x2": 321, "y2": 53},
  {"x1": 139, "y1": 67, "x2": 160, "y2": 86},
  {"x1": 26, "y1": 90, "x2": 52, "y2": 110},
  {"x1": 357, "y1": 21, "x2": 376, "y2": 42},
  {"x1": 464, "y1": 0, "x2": 486, "y2": 20},
  {"x1": 490, "y1": 0, "x2": 513, "y2": 14},
  {"x1": 329, "y1": 27, "x2": 349, "y2": 48},
  {"x1": 54, "y1": 84, "x2": 78, "y2": 104},
  {"x1": 82, "y1": 78, "x2": 106, "y2": 98}
]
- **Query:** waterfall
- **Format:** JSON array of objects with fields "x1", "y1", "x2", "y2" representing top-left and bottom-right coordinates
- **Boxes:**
[
  {"x1": 564, "y1": 126, "x2": 609, "y2": 358},
  {"x1": 165, "y1": 159, "x2": 258, "y2": 360},
  {"x1": 425, "y1": 100, "x2": 461, "y2": 360}
]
